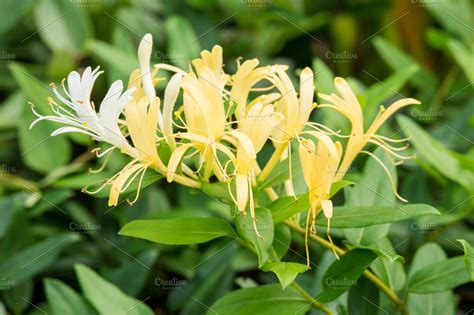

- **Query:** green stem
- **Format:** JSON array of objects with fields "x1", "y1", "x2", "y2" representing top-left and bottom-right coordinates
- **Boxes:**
[
  {"x1": 284, "y1": 220, "x2": 408, "y2": 315},
  {"x1": 291, "y1": 282, "x2": 334, "y2": 315}
]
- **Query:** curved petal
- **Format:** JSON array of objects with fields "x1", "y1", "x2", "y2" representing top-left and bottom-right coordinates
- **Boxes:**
[{"x1": 167, "y1": 143, "x2": 195, "y2": 183}]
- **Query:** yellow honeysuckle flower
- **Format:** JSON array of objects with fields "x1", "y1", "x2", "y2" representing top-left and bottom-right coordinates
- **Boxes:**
[
  {"x1": 231, "y1": 102, "x2": 283, "y2": 238},
  {"x1": 100, "y1": 34, "x2": 198, "y2": 206},
  {"x1": 230, "y1": 59, "x2": 285, "y2": 120},
  {"x1": 258, "y1": 67, "x2": 319, "y2": 189},
  {"x1": 166, "y1": 45, "x2": 233, "y2": 182},
  {"x1": 319, "y1": 77, "x2": 420, "y2": 201},
  {"x1": 298, "y1": 131, "x2": 342, "y2": 267}
]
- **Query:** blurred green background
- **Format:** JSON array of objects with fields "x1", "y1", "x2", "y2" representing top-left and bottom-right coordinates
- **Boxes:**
[{"x1": 0, "y1": 0, "x2": 472, "y2": 314}]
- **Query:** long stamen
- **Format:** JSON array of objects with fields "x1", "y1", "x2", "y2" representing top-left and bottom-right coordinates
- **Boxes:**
[
  {"x1": 368, "y1": 139, "x2": 415, "y2": 160},
  {"x1": 120, "y1": 164, "x2": 148, "y2": 193},
  {"x1": 127, "y1": 166, "x2": 148, "y2": 205},
  {"x1": 372, "y1": 134, "x2": 411, "y2": 143},
  {"x1": 89, "y1": 148, "x2": 115, "y2": 173},
  {"x1": 369, "y1": 138, "x2": 410, "y2": 152},
  {"x1": 361, "y1": 150, "x2": 408, "y2": 202},
  {"x1": 248, "y1": 176, "x2": 263, "y2": 240}
]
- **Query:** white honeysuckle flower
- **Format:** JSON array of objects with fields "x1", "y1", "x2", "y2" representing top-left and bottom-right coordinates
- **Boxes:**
[{"x1": 30, "y1": 66, "x2": 137, "y2": 157}]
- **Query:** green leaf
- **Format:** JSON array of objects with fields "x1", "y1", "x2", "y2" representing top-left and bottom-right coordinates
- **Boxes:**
[
  {"x1": 261, "y1": 262, "x2": 308, "y2": 289},
  {"x1": 365, "y1": 64, "x2": 419, "y2": 115},
  {"x1": 235, "y1": 208, "x2": 274, "y2": 267},
  {"x1": 407, "y1": 243, "x2": 456, "y2": 315},
  {"x1": 397, "y1": 115, "x2": 474, "y2": 193},
  {"x1": 0, "y1": 193, "x2": 25, "y2": 238},
  {"x1": 0, "y1": 233, "x2": 80, "y2": 286},
  {"x1": 447, "y1": 39, "x2": 474, "y2": 84},
  {"x1": 164, "y1": 15, "x2": 200, "y2": 69},
  {"x1": 343, "y1": 148, "x2": 395, "y2": 245},
  {"x1": 313, "y1": 58, "x2": 335, "y2": 94},
  {"x1": 75, "y1": 264, "x2": 153, "y2": 315},
  {"x1": 323, "y1": 204, "x2": 439, "y2": 228},
  {"x1": 269, "y1": 223, "x2": 292, "y2": 261},
  {"x1": 208, "y1": 284, "x2": 310, "y2": 315},
  {"x1": 0, "y1": 0, "x2": 30, "y2": 34},
  {"x1": 373, "y1": 37, "x2": 436, "y2": 91},
  {"x1": 348, "y1": 276, "x2": 379, "y2": 315},
  {"x1": 457, "y1": 239, "x2": 474, "y2": 281},
  {"x1": 119, "y1": 217, "x2": 237, "y2": 245},
  {"x1": 34, "y1": 0, "x2": 92, "y2": 53},
  {"x1": 9, "y1": 62, "x2": 72, "y2": 173},
  {"x1": 8, "y1": 63, "x2": 51, "y2": 113},
  {"x1": 319, "y1": 249, "x2": 378, "y2": 302},
  {"x1": 44, "y1": 279, "x2": 98, "y2": 315},
  {"x1": 370, "y1": 237, "x2": 406, "y2": 292},
  {"x1": 106, "y1": 249, "x2": 159, "y2": 296},
  {"x1": 425, "y1": 0, "x2": 471, "y2": 43},
  {"x1": 18, "y1": 109, "x2": 72, "y2": 174},
  {"x1": 345, "y1": 242, "x2": 404, "y2": 263},
  {"x1": 88, "y1": 39, "x2": 138, "y2": 80},
  {"x1": 29, "y1": 190, "x2": 73, "y2": 217},
  {"x1": 0, "y1": 92, "x2": 25, "y2": 129},
  {"x1": 268, "y1": 180, "x2": 354, "y2": 224},
  {"x1": 259, "y1": 153, "x2": 301, "y2": 189},
  {"x1": 2, "y1": 280, "x2": 32, "y2": 314},
  {"x1": 408, "y1": 256, "x2": 471, "y2": 293}
]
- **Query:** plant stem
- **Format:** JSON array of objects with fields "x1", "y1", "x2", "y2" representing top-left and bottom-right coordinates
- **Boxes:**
[
  {"x1": 258, "y1": 143, "x2": 288, "y2": 182},
  {"x1": 284, "y1": 220, "x2": 408, "y2": 314},
  {"x1": 291, "y1": 282, "x2": 334, "y2": 315}
]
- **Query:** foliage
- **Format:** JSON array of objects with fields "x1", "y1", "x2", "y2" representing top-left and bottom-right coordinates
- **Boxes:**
[{"x1": 0, "y1": 0, "x2": 472, "y2": 314}]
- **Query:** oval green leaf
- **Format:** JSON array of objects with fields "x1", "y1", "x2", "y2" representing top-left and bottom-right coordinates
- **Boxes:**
[
  {"x1": 119, "y1": 217, "x2": 237, "y2": 245},
  {"x1": 408, "y1": 256, "x2": 471, "y2": 293},
  {"x1": 208, "y1": 284, "x2": 310, "y2": 315},
  {"x1": 319, "y1": 249, "x2": 378, "y2": 302}
]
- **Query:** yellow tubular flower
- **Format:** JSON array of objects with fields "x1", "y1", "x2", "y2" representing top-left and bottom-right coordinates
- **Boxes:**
[
  {"x1": 270, "y1": 67, "x2": 315, "y2": 141},
  {"x1": 319, "y1": 77, "x2": 420, "y2": 201},
  {"x1": 230, "y1": 59, "x2": 284, "y2": 120},
  {"x1": 167, "y1": 46, "x2": 241, "y2": 182},
  {"x1": 108, "y1": 34, "x2": 198, "y2": 206},
  {"x1": 258, "y1": 67, "x2": 316, "y2": 184},
  {"x1": 232, "y1": 102, "x2": 283, "y2": 238},
  {"x1": 298, "y1": 131, "x2": 342, "y2": 267}
]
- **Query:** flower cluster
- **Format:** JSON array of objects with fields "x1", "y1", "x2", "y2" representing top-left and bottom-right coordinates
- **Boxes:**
[{"x1": 30, "y1": 34, "x2": 420, "y2": 265}]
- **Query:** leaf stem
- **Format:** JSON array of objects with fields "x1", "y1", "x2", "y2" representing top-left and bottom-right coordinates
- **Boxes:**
[
  {"x1": 284, "y1": 220, "x2": 408, "y2": 315},
  {"x1": 291, "y1": 282, "x2": 334, "y2": 315}
]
